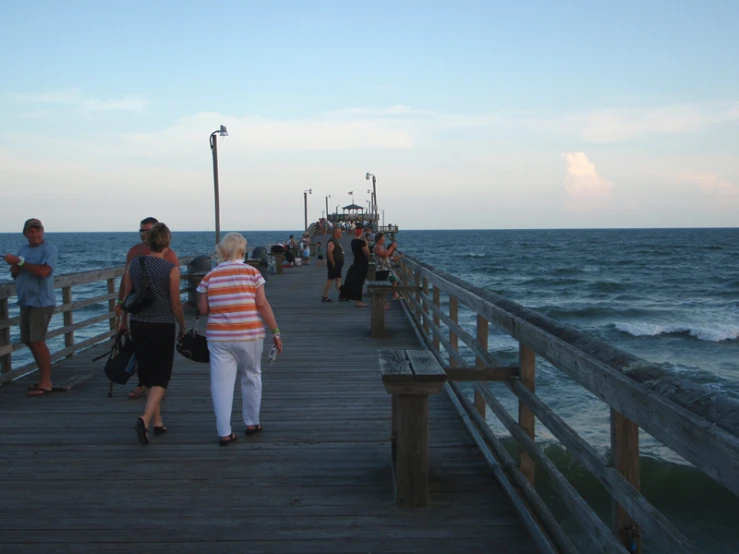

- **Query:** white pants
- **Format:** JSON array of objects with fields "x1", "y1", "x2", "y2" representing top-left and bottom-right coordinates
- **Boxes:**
[{"x1": 208, "y1": 339, "x2": 264, "y2": 437}]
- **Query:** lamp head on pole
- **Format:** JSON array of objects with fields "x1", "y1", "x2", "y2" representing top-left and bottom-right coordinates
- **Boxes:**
[
  {"x1": 305, "y1": 189, "x2": 312, "y2": 195},
  {"x1": 210, "y1": 125, "x2": 229, "y2": 148},
  {"x1": 365, "y1": 172, "x2": 371, "y2": 180}
]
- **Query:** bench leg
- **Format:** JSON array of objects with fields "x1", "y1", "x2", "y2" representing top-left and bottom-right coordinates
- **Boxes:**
[
  {"x1": 371, "y1": 293, "x2": 386, "y2": 337},
  {"x1": 391, "y1": 395, "x2": 399, "y2": 463},
  {"x1": 396, "y1": 394, "x2": 430, "y2": 508}
]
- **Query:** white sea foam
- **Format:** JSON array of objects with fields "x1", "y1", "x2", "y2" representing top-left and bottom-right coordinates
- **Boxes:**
[{"x1": 614, "y1": 322, "x2": 739, "y2": 342}]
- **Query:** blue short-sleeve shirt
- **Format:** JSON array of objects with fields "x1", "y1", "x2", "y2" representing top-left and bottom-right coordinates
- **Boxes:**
[{"x1": 16, "y1": 241, "x2": 58, "y2": 307}]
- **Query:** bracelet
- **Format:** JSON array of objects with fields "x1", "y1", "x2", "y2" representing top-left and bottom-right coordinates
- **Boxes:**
[
  {"x1": 272, "y1": 328, "x2": 280, "y2": 334},
  {"x1": 117, "y1": 300, "x2": 123, "y2": 305}
]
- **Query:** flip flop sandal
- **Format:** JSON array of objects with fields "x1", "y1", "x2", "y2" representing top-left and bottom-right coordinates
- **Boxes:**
[
  {"x1": 26, "y1": 386, "x2": 52, "y2": 397},
  {"x1": 128, "y1": 387, "x2": 146, "y2": 399},
  {"x1": 135, "y1": 418, "x2": 149, "y2": 446},
  {"x1": 244, "y1": 424, "x2": 263, "y2": 436},
  {"x1": 219, "y1": 433, "x2": 238, "y2": 446}
]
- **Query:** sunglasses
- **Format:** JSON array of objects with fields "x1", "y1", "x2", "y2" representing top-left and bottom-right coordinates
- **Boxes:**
[
  {"x1": 268, "y1": 346, "x2": 280, "y2": 366},
  {"x1": 139, "y1": 228, "x2": 151, "y2": 233}
]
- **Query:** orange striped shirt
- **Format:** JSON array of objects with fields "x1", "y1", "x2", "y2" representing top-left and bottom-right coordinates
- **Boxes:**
[{"x1": 196, "y1": 261, "x2": 266, "y2": 342}]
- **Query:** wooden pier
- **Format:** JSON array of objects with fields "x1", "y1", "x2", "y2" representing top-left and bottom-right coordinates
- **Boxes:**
[
  {"x1": 3, "y1": 232, "x2": 738, "y2": 553},
  {"x1": 0, "y1": 245, "x2": 539, "y2": 553}
]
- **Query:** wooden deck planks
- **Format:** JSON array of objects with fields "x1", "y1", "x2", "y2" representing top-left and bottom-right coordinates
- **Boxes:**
[{"x1": 0, "y1": 237, "x2": 538, "y2": 553}]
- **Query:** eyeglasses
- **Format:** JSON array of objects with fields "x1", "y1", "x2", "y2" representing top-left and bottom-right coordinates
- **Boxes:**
[
  {"x1": 268, "y1": 346, "x2": 280, "y2": 366},
  {"x1": 139, "y1": 228, "x2": 151, "y2": 233}
]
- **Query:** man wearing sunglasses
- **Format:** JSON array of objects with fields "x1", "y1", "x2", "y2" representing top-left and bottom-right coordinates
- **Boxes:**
[{"x1": 116, "y1": 217, "x2": 180, "y2": 399}]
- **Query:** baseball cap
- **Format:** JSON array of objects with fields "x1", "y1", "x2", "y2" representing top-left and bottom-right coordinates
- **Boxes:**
[{"x1": 23, "y1": 218, "x2": 44, "y2": 233}]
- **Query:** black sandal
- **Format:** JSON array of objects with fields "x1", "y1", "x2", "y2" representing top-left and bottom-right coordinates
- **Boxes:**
[
  {"x1": 135, "y1": 418, "x2": 149, "y2": 446},
  {"x1": 219, "y1": 433, "x2": 238, "y2": 446},
  {"x1": 154, "y1": 426, "x2": 167, "y2": 437},
  {"x1": 245, "y1": 424, "x2": 263, "y2": 436}
]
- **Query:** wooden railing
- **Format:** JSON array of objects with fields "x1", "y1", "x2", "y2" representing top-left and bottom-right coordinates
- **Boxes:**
[
  {"x1": 395, "y1": 253, "x2": 739, "y2": 554},
  {"x1": 0, "y1": 255, "x2": 203, "y2": 385}
]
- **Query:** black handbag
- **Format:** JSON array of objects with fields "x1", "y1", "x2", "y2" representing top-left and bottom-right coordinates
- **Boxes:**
[
  {"x1": 122, "y1": 256, "x2": 156, "y2": 314},
  {"x1": 177, "y1": 315, "x2": 210, "y2": 363},
  {"x1": 93, "y1": 331, "x2": 137, "y2": 386}
]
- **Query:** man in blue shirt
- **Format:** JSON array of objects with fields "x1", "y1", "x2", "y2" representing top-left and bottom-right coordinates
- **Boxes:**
[{"x1": 3, "y1": 219, "x2": 58, "y2": 396}]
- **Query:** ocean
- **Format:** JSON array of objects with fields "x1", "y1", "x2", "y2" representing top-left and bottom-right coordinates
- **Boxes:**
[{"x1": 1, "y1": 227, "x2": 737, "y2": 552}]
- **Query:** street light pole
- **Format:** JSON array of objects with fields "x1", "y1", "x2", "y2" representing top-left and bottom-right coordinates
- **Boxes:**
[
  {"x1": 366, "y1": 172, "x2": 376, "y2": 224},
  {"x1": 209, "y1": 125, "x2": 229, "y2": 244},
  {"x1": 325, "y1": 195, "x2": 330, "y2": 222},
  {"x1": 303, "y1": 189, "x2": 312, "y2": 231}
]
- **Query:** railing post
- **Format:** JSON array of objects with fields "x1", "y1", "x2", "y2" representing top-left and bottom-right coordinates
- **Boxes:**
[
  {"x1": 422, "y1": 277, "x2": 430, "y2": 337},
  {"x1": 414, "y1": 270, "x2": 421, "y2": 323},
  {"x1": 0, "y1": 296, "x2": 10, "y2": 375},
  {"x1": 432, "y1": 286, "x2": 440, "y2": 353},
  {"x1": 518, "y1": 344, "x2": 536, "y2": 485},
  {"x1": 611, "y1": 410, "x2": 641, "y2": 553},
  {"x1": 107, "y1": 278, "x2": 117, "y2": 332},
  {"x1": 449, "y1": 296, "x2": 458, "y2": 367},
  {"x1": 474, "y1": 315, "x2": 488, "y2": 417},
  {"x1": 62, "y1": 286, "x2": 73, "y2": 358}
]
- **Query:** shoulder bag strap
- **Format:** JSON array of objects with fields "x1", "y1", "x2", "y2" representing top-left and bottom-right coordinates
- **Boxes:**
[{"x1": 138, "y1": 256, "x2": 152, "y2": 288}]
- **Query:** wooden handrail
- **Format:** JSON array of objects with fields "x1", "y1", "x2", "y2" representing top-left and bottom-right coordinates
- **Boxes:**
[
  {"x1": 393, "y1": 252, "x2": 734, "y2": 553},
  {"x1": 399, "y1": 254, "x2": 739, "y2": 493},
  {"x1": 0, "y1": 254, "x2": 208, "y2": 384}
]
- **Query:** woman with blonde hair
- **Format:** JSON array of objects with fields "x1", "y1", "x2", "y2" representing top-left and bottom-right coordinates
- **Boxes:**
[
  {"x1": 197, "y1": 233, "x2": 283, "y2": 446},
  {"x1": 120, "y1": 222, "x2": 186, "y2": 445}
]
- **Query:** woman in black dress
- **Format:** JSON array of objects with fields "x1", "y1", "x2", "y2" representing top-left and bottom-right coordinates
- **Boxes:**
[{"x1": 339, "y1": 227, "x2": 371, "y2": 307}]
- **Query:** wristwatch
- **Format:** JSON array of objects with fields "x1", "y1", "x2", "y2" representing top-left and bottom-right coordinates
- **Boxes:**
[{"x1": 17, "y1": 256, "x2": 25, "y2": 268}]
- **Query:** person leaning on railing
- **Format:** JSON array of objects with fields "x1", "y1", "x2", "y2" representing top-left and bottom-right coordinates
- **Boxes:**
[
  {"x1": 119, "y1": 222, "x2": 186, "y2": 446},
  {"x1": 2, "y1": 218, "x2": 58, "y2": 397},
  {"x1": 196, "y1": 233, "x2": 283, "y2": 446},
  {"x1": 372, "y1": 232, "x2": 397, "y2": 282}
]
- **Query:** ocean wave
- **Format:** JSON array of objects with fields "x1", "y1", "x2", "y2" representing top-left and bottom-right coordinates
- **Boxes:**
[
  {"x1": 586, "y1": 281, "x2": 628, "y2": 293},
  {"x1": 614, "y1": 322, "x2": 739, "y2": 342},
  {"x1": 522, "y1": 277, "x2": 584, "y2": 287},
  {"x1": 538, "y1": 305, "x2": 652, "y2": 319},
  {"x1": 461, "y1": 252, "x2": 487, "y2": 258}
]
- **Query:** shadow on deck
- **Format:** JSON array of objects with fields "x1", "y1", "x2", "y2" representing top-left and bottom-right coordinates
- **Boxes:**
[{"x1": 0, "y1": 242, "x2": 538, "y2": 553}]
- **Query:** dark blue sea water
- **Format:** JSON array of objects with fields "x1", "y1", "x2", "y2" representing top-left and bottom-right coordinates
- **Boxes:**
[{"x1": 1, "y1": 228, "x2": 737, "y2": 552}]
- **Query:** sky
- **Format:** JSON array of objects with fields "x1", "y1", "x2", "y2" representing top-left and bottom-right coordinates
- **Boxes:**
[{"x1": 1, "y1": 0, "x2": 737, "y2": 232}]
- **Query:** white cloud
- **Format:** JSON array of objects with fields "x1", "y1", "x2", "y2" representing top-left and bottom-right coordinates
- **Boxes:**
[
  {"x1": 524, "y1": 102, "x2": 739, "y2": 142},
  {"x1": 9, "y1": 89, "x2": 151, "y2": 112},
  {"x1": 659, "y1": 170, "x2": 738, "y2": 196},
  {"x1": 562, "y1": 152, "x2": 614, "y2": 209},
  {"x1": 121, "y1": 111, "x2": 415, "y2": 153}
]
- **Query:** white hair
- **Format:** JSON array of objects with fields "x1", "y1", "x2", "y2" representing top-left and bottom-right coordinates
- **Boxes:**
[{"x1": 216, "y1": 232, "x2": 247, "y2": 262}]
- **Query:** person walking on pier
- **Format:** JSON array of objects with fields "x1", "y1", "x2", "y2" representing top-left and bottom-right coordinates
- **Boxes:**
[
  {"x1": 197, "y1": 233, "x2": 282, "y2": 446},
  {"x1": 117, "y1": 217, "x2": 179, "y2": 400},
  {"x1": 119, "y1": 223, "x2": 186, "y2": 445},
  {"x1": 338, "y1": 227, "x2": 370, "y2": 307},
  {"x1": 3, "y1": 219, "x2": 58, "y2": 397},
  {"x1": 321, "y1": 227, "x2": 344, "y2": 302}
]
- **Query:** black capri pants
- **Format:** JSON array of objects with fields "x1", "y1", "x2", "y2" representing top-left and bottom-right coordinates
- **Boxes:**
[{"x1": 130, "y1": 321, "x2": 176, "y2": 389}]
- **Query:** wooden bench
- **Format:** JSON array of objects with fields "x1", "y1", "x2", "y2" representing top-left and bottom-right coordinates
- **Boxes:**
[
  {"x1": 182, "y1": 272, "x2": 208, "y2": 305},
  {"x1": 378, "y1": 349, "x2": 447, "y2": 508},
  {"x1": 366, "y1": 280, "x2": 419, "y2": 338},
  {"x1": 270, "y1": 253, "x2": 285, "y2": 274}
]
